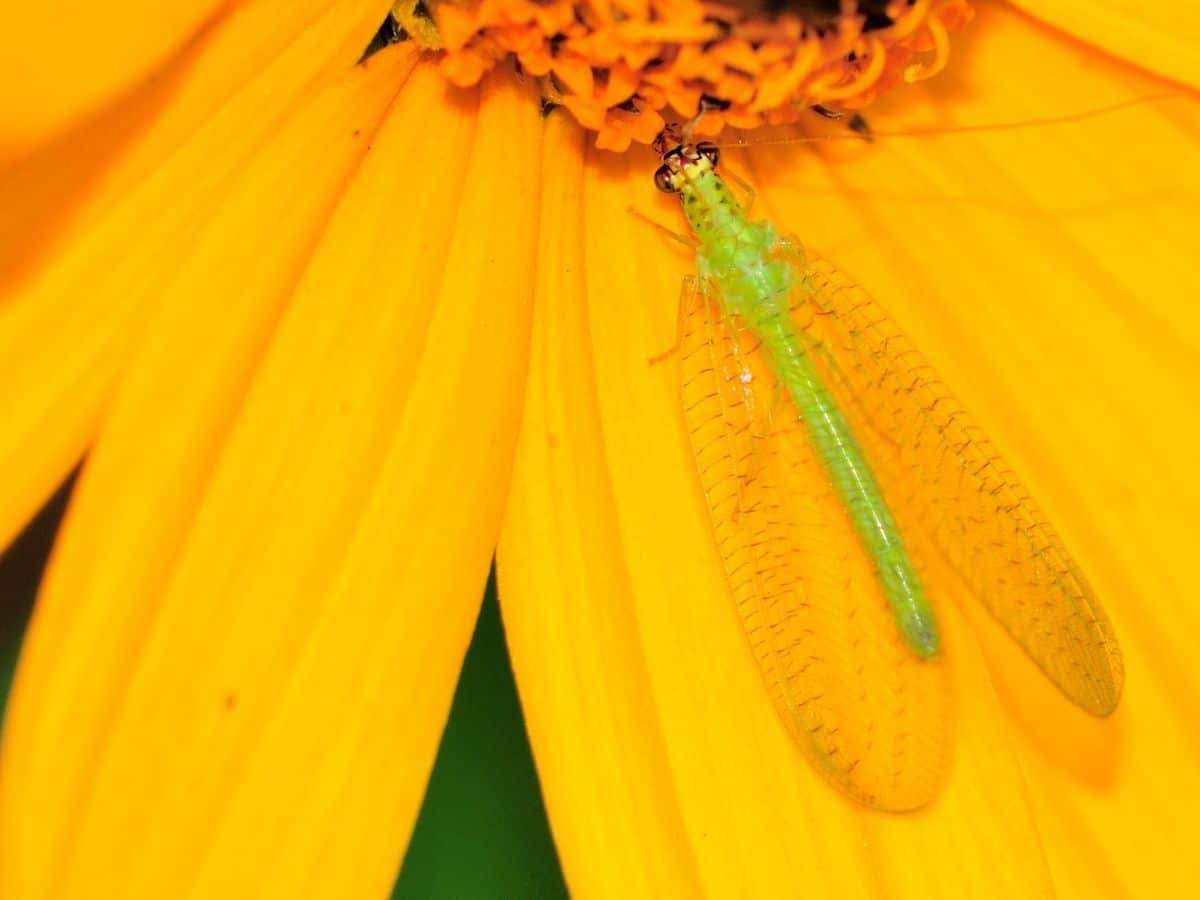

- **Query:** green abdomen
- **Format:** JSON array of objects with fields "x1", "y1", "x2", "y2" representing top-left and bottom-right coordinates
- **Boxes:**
[{"x1": 757, "y1": 313, "x2": 939, "y2": 657}]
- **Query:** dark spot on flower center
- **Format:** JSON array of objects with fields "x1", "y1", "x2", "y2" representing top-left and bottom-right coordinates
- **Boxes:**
[
  {"x1": 358, "y1": 14, "x2": 406, "y2": 64},
  {"x1": 742, "y1": 0, "x2": 899, "y2": 30}
]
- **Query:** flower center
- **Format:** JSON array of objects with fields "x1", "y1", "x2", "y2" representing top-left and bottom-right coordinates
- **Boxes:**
[{"x1": 367, "y1": 0, "x2": 972, "y2": 150}]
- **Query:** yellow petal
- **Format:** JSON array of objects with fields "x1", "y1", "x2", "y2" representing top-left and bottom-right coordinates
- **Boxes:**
[
  {"x1": 0, "y1": 40, "x2": 418, "y2": 897},
  {"x1": 0, "y1": 0, "x2": 397, "y2": 554},
  {"x1": 1, "y1": 58, "x2": 541, "y2": 898},
  {"x1": 0, "y1": 0, "x2": 225, "y2": 163},
  {"x1": 505, "y1": 1, "x2": 1200, "y2": 895},
  {"x1": 0, "y1": 0, "x2": 392, "y2": 288},
  {"x1": 562, "y1": 134, "x2": 1051, "y2": 899},
  {"x1": 1006, "y1": 0, "x2": 1200, "y2": 89},
  {"x1": 497, "y1": 112, "x2": 704, "y2": 897},
  {"x1": 739, "y1": 1, "x2": 1200, "y2": 894}
]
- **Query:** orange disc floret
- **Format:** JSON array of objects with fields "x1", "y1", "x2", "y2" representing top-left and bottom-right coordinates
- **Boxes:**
[{"x1": 414, "y1": 0, "x2": 973, "y2": 149}]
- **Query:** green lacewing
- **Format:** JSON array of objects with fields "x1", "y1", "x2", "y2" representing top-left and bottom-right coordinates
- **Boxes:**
[{"x1": 650, "y1": 122, "x2": 1124, "y2": 810}]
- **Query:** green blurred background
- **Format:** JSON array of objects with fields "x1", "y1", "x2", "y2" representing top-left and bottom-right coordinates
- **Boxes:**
[{"x1": 0, "y1": 482, "x2": 568, "y2": 898}]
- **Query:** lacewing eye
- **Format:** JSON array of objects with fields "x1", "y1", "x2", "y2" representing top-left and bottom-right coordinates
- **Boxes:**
[
  {"x1": 654, "y1": 164, "x2": 678, "y2": 193},
  {"x1": 696, "y1": 142, "x2": 720, "y2": 167}
]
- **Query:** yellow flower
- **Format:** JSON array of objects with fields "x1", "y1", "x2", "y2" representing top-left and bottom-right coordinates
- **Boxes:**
[{"x1": 1, "y1": 0, "x2": 1198, "y2": 897}]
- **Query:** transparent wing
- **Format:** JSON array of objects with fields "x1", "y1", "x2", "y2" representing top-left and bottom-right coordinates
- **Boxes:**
[
  {"x1": 679, "y1": 276, "x2": 948, "y2": 811},
  {"x1": 786, "y1": 246, "x2": 1124, "y2": 716}
]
